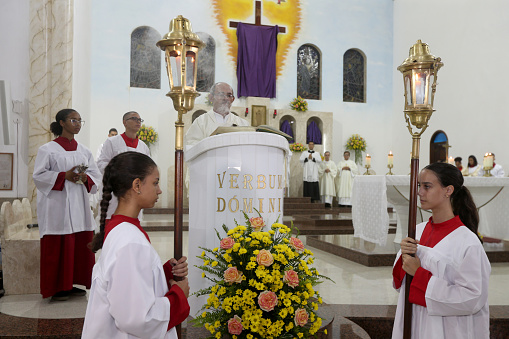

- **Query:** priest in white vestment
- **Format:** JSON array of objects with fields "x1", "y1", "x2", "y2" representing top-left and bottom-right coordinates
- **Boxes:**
[
  {"x1": 319, "y1": 151, "x2": 337, "y2": 208},
  {"x1": 97, "y1": 112, "x2": 150, "y2": 220},
  {"x1": 184, "y1": 82, "x2": 249, "y2": 149},
  {"x1": 299, "y1": 141, "x2": 322, "y2": 202},
  {"x1": 336, "y1": 150, "x2": 358, "y2": 206},
  {"x1": 478, "y1": 153, "x2": 505, "y2": 177}
]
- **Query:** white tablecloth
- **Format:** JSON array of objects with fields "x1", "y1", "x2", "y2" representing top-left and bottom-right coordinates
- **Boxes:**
[{"x1": 352, "y1": 175, "x2": 509, "y2": 245}]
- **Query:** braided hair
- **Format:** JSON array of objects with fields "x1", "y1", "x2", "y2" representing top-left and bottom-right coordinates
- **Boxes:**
[
  {"x1": 423, "y1": 162, "x2": 481, "y2": 242},
  {"x1": 50, "y1": 109, "x2": 76, "y2": 137},
  {"x1": 90, "y1": 151, "x2": 157, "y2": 252}
]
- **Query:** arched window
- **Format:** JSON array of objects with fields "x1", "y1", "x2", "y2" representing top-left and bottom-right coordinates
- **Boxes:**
[
  {"x1": 429, "y1": 130, "x2": 449, "y2": 163},
  {"x1": 130, "y1": 26, "x2": 161, "y2": 89},
  {"x1": 297, "y1": 44, "x2": 321, "y2": 100},
  {"x1": 343, "y1": 49, "x2": 366, "y2": 102},
  {"x1": 196, "y1": 32, "x2": 216, "y2": 92}
]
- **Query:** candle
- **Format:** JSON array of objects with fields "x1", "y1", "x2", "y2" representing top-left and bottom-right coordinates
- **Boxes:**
[
  {"x1": 388, "y1": 151, "x2": 393, "y2": 166},
  {"x1": 485, "y1": 153, "x2": 494, "y2": 168},
  {"x1": 448, "y1": 156, "x2": 454, "y2": 165},
  {"x1": 366, "y1": 154, "x2": 371, "y2": 167}
]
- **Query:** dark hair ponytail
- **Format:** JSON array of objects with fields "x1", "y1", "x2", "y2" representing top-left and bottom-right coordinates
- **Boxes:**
[
  {"x1": 90, "y1": 151, "x2": 156, "y2": 252},
  {"x1": 424, "y1": 162, "x2": 481, "y2": 242},
  {"x1": 50, "y1": 108, "x2": 76, "y2": 136}
]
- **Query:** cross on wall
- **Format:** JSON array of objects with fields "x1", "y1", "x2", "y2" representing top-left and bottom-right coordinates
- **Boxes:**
[{"x1": 229, "y1": 0, "x2": 286, "y2": 33}]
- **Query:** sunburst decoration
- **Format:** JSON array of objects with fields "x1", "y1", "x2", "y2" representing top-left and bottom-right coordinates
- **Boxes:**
[{"x1": 211, "y1": 0, "x2": 302, "y2": 78}]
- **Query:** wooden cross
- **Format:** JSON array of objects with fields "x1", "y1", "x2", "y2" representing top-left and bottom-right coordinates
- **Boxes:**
[{"x1": 229, "y1": 0, "x2": 286, "y2": 33}]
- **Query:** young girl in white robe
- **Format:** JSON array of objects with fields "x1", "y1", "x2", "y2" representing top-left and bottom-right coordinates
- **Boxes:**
[
  {"x1": 33, "y1": 108, "x2": 101, "y2": 301},
  {"x1": 392, "y1": 162, "x2": 490, "y2": 338},
  {"x1": 82, "y1": 152, "x2": 190, "y2": 339}
]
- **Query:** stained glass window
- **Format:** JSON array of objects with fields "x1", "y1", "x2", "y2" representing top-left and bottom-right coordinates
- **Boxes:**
[
  {"x1": 297, "y1": 44, "x2": 321, "y2": 100},
  {"x1": 343, "y1": 49, "x2": 365, "y2": 102},
  {"x1": 196, "y1": 32, "x2": 216, "y2": 93},
  {"x1": 130, "y1": 26, "x2": 161, "y2": 89}
]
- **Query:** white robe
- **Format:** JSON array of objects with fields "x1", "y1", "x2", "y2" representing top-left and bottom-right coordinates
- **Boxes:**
[
  {"x1": 335, "y1": 159, "x2": 358, "y2": 205},
  {"x1": 33, "y1": 141, "x2": 101, "y2": 238},
  {"x1": 478, "y1": 163, "x2": 505, "y2": 178},
  {"x1": 184, "y1": 109, "x2": 250, "y2": 149},
  {"x1": 299, "y1": 150, "x2": 322, "y2": 182},
  {"x1": 319, "y1": 160, "x2": 337, "y2": 197},
  {"x1": 462, "y1": 165, "x2": 481, "y2": 177},
  {"x1": 96, "y1": 135, "x2": 150, "y2": 219},
  {"x1": 392, "y1": 222, "x2": 490, "y2": 339},
  {"x1": 82, "y1": 222, "x2": 177, "y2": 339}
]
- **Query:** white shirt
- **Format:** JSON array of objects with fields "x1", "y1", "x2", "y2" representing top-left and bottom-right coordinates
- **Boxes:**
[
  {"x1": 319, "y1": 160, "x2": 337, "y2": 197},
  {"x1": 33, "y1": 141, "x2": 101, "y2": 238},
  {"x1": 392, "y1": 221, "x2": 490, "y2": 339},
  {"x1": 96, "y1": 135, "x2": 151, "y2": 219},
  {"x1": 184, "y1": 109, "x2": 250, "y2": 149},
  {"x1": 299, "y1": 150, "x2": 322, "y2": 182},
  {"x1": 82, "y1": 222, "x2": 177, "y2": 339}
]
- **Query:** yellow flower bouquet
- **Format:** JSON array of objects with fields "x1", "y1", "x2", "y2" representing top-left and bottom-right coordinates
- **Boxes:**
[
  {"x1": 192, "y1": 214, "x2": 331, "y2": 339},
  {"x1": 289, "y1": 96, "x2": 308, "y2": 112},
  {"x1": 289, "y1": 143, "x2": 307, "y2": 153},
  {"x1": 344, "y1": 134, "x2": 367, "y2": 164},
  {"x1": 136, "y1": 124, "x2": 158, "y2": 147}
]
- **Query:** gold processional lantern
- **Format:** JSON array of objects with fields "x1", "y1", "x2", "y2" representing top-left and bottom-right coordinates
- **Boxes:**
[
  {"x1": 397, "y1": 40, "x2": 443, "y2": 339},
  {"x1": 157, "y1": 15, "x2": 204, "y2": 148}
]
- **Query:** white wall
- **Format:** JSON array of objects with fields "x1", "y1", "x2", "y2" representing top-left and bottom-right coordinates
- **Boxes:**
[
  {"x1": 0, "y1": 0, "x2": 30, "y2": 198},
  {"x1": 392, "y1": 0, "x2": 509, "y2": 173}
]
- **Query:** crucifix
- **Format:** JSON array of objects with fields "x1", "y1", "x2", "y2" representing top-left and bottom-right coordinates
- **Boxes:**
[{"x1": 229, "y1": 0, "x2": 286, "y2": 33}]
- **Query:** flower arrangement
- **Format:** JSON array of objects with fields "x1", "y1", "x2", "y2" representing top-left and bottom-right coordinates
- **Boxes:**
[
  {"x1": 289, "y1": 96, "x2": 308, "y2": 112},
  {"x1": 289, "y1": 143, "x2": 307, "y2": 153},
  {"x1": 344, "y1": 134, "x2": 367, "y2": 164},
  {"x1": 136, "y1": 124, "x2": 158, "y2": 147},
  {"x1": 193, "y1": 214, "x2": 331, "y2": 339}
]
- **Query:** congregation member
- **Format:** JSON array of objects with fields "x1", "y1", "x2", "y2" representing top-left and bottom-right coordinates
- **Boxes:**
[
  {"x1": 82, "y1": 152, "x2": 189, "y2": 338},
  {"x1": 319, "y1": 151, "x2": 337, "y2": 208},
  {"x1": 454, "y1": 156, "x2": 463, "y2": 172},
  {"x1": 95, "y1": 127, "x2": 118, "y2": 160},
  {"x1": 335, "y1": 150, "x2": 358, "y2": 206},
  {"x1": 462, "y1": 155, "x2": 482, "y2": 177},
  {"x1": 184, "y1": 82, "x2": 249, "y2": 149},
  {"x1": 97, "y1": 111, "x2": 150, "y2": 220},
  {"x1": 478, "y1": 153, "x2": 505, "y2": 177},
  {"x1": 299, "y1": 141, "x2": 322, "y2": 202},
  {"x1": 392, "y1": 162, "x2": 490, "y2": 338},
  {"x1": 33, "y1": 108, "x2": 101, "y2": 301}
]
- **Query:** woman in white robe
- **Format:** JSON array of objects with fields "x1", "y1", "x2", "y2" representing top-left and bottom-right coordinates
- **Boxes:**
[
  {"x1": 33, "y1": 109, "x2": 101, "y2": 300},
  {"x1": 462, "y1": 155, "x2": 481, "y2": 177},
  {"x1": 82, "y1": 152, "x2": 189, "y2": 339},
  {"x1": 392, "y1": 162, "x2": 490, "y2": 338}
]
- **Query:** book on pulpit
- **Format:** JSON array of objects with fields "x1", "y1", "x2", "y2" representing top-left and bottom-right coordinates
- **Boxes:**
[{"x1": 210, "y1": 125, "x2": 293, "y2": 142}]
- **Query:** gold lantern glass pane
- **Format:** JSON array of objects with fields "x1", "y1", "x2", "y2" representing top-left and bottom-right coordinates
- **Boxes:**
[
  {"x1": 414, "y1": 71, "x2": 427, "y2": 105},
  {"x1": 428, "y1": 74, "x2": 434, "y2": 105},
  {"x1": 405, "y1": 74, "x2": 412, "y2": 105},
  {"x1": 186, "y1": 51, "x2": 196, "y2": 88},
  {"x1": 170, "y1": 50, "x2": 182, "y2": 87}
]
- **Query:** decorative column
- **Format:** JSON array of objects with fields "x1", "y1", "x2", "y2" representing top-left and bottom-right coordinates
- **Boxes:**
[{"x1": 27, "y1": 0, "x2": 74, "y2": 214}]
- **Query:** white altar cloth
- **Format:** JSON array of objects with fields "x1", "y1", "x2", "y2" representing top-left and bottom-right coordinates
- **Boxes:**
[{"x1": 352, "y1": 175, "x2": 509, "y2": 245}]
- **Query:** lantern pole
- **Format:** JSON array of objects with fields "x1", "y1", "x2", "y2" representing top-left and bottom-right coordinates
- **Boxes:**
[
  {"x1": 397, "y1": 40, "x2": 443, "y2": 339},
  {"x1": 157, "y1": 16, "x2": 203, "y2": 338}
]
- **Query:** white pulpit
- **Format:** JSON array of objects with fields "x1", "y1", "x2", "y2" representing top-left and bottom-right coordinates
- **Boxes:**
[{"x1": 185, "y1": 132, "x2": 290, "y2": 315}]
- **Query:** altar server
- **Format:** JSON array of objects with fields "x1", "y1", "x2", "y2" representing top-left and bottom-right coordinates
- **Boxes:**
[
  {"x1": 478, "y1": 153, "x2": 505, "y2": 177},
  {"x1": 97, "y1": 111, "x2": 150, "y2": 220},
  {"x1": 335, "y1": 151, "x2": 358, "y2": 206},
  {"x1": 184, "y1": 82, "x2": 249, "y2": 149},
  {"x1": 319, "y1": 151, "x2": 337, "y2": 207},
  {"x1": 462, "y1": 155, "x2": 482, "y2": 177},
  {"x1": 33, "y1": 108, "x2": 101, "y2": 301},
  {"x1": 392, "y1": 162, "x2": 490, "y2": 338},
  {"x1": 299, "y1": 141, "x2": 322, "y2": 202},
  {"x1": 82, "y1": 152, "x2": 189, "y2": 339}
]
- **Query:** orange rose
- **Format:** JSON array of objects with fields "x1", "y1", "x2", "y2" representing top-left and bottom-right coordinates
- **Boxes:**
[
  {"x1": 249, "y1": 217, "x2": 265, "y2": 231},
  {"x1": 258, "y1": 290, "x2": 278, "y2": 312},
  {"x1": 228, "y1": 315, "x2": 243, "y2": 335},
  {"x1": 294, "y1": 308, "x2": 309, "y2": 327},
  {"x1": 224, "y1": 267, "x2": 243, "y2": 284},
  {"x1": 256, "y1": 249, "x2": 274, "y2": 267},
  {"x1": 220, "y1": 237, "x2": 235, "y2": 249},
  {"x1": 289, "y1": 237, "x2": 305, "y2": 253},
  {"x1": 283, "y1": 269, "x2": 300, "y2": 288}
]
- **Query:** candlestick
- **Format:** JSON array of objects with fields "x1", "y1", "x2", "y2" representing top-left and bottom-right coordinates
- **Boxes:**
[
  {"x1": 363, "y1": 164, "x2": 371, "y2": 175},
  {"x1": 386, "y1": 164, "x2": 394, "y2": 175},
  {"x1": 388, "y1": 151, "x2": 393, "y2": 166},
  {"x1": 483, "y1": 153, "x2": 494, "y2": 177}
]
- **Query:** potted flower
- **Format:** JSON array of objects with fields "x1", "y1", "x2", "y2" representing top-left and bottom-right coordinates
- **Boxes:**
[
  {"x1": 136, "y1": 124, "x2": 158, "y2": 147},
  {"x1": 289, "y1": 96, "x2": 308, "y2": 112},
  {"x1": 344, "y1": 134, "x2": 367, "y2": 165}
]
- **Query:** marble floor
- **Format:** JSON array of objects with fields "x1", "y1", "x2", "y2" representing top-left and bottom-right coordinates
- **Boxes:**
[{"x1": 1, "y1": 231, "x2": 509, "y2": 321}]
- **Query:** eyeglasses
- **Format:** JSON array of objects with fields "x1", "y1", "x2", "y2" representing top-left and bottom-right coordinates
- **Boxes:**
[
  {"x1": 213, "y1": 92, "x2": 234, "y2": 99},
  {"x1": 68, "y1": 119, "x2": 85, "y2": 126},
  {"x1": 126, "y1": 117, "x2": 144, "y2": 123}
]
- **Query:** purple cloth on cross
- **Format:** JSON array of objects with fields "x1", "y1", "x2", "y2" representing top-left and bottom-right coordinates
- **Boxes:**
[
  {"x1": 306, "y1": 121, "x2": 322, "y2": 144},
  {"x1": 280, "y1": 120, "x2": 294, "y2": 142},
  {"x1": 236, "y1": 23, "x2": 278, "y2": 98}
]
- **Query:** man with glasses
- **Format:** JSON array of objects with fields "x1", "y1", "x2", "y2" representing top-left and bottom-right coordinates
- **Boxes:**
[
  {"x1": 184, "y1": 82, "x2": 249, "y2": 149},
  {"x1": 97, "y1": 111, "x2": 150, "y2": 221}
]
